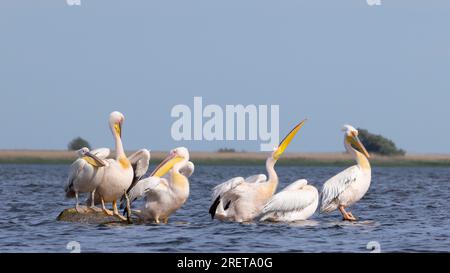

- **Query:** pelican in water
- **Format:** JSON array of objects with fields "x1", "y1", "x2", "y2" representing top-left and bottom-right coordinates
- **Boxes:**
[
  {"x1": 85, "y1": 111, "x2": 149, "y2": 220},
  {"x1": 64, "y1": 147, "x2": 110, "y2": 212},
  {"x1": 259, "y1": 179, "x2": 319, "y2": 222},
  {"x1": 208, "y1": 120, "x2": 307, "y2": 222},
  {"x1": 320, "y1": 125, "x2": 371, "y2": 221},
  {"x1": 125, "y1": 147, "x2": 193, "y2": 224}
]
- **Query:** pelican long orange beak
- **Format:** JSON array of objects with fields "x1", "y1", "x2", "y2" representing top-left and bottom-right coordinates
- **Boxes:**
[
  {"x1": 82, "y1": 152, "x2": 106, "y2": 167},
  {"x1": 347, "y1": 133, "x2": 370, "y2": 158},
  {"x1": 273, "y1": 119, "x2": 307, "y2": 160},
  {"x1": 150, "y1": 151, "x2": 184, "y2": 177}
]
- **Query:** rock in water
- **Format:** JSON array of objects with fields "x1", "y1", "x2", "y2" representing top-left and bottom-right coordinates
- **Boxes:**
[{"x1": 57, "y1": 207, "x2": 129, "y2": 225}]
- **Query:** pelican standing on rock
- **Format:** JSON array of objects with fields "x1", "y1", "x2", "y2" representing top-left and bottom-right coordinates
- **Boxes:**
[
  {"x1": 320, "y1": 125, "x2": 371, "y2": 221},
  {"x1": 86, "y1": 111, "x2": 135, "y2": 220},
  {"x1": 208, "y1": 120, "x2": 306, "y2": 223},
  {"x1": 126, "y1": 147, "x2": 193, "y2": 224},
  {"x1": 64, "y1": 147, "x2": 110, "y2": 212},
  {"x1": 259, "y1": 179, "x2": 319, "y2": 222}
]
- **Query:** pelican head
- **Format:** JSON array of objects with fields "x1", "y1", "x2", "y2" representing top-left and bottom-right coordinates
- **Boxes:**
[
  {"x1": 109, "y1": 111, "x2": 125, "y2": 138},
  {"x1": 151, "y1": 147, "x2": 190, "y2": 177},
  {"x1": 343, "y1": 125, "x2": 370, "y2": 158},
  {"x1": 272, "y1": 119, "x2": 307, "y2": 160},
  {"x1": 76, "y1": 147, "x2": 90, "y2": 157},
  {"x1": 172, "y1": 147, "x2": 190, "y2": 161}
]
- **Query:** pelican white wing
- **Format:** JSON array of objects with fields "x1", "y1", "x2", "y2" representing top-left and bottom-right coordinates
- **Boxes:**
[
  {"x1": 90, "y1": 148, "x2": 110, "y2": 159},
  {"x1": 64, "y1": 159, "x2": 88, "y2": 197},
  {"x1": 128, "y1": 149, "x2": 151, "y2": 181},
  {"x1": 281, "y1": 179, "x2": 308, "y2": 192},
  {"x1": 212, "y1": 174, "x2": 268, "y2": 200},
  {"x1": 320, "y1": 165, "x2": 360, "y2": 212},
  {"x1": 211, "y1": 177, "x2": 245, "y2": 201},
  {"x1": 261, "y1": 180, "x2": 316, "y2": 214},
  {"x1": 127, "y1": 176, "x2": 161, "y2": 203},
  {"x1": 123, "y1": 149, "x2": 151, "y2": 198}
]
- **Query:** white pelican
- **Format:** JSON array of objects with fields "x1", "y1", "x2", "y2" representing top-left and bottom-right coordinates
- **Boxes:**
[
  {"x1": 259, "y1": 179, "x2": 319, "y2": 222},
  {"x1": 320, "y1": 125, "x2": 371, "y2": 221},
  {"x1": 126, "y1": 147, "x2": 193, "y2": 224},
  {"x1": 123, "y1": 160, "x2": 194, "y2": 209},
  {"x1": 86, "y1": 111, "x2": 136, "y2": 220},
  {"x1": 208, "y1": 120, "x2": 306, "y2": 222},
  {"x1": 64, "y1": 147, "x2": 110, "y2": 212}
]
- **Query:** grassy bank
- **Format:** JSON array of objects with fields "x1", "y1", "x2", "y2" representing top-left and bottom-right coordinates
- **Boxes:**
[{"x1": 1, "y1": 150, "x2": 450, "y2": 167}]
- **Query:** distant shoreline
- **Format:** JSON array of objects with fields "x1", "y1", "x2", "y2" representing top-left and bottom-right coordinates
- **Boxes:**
[{"x1": 1, "y1": 150, "x2": 450, "y2": 167}]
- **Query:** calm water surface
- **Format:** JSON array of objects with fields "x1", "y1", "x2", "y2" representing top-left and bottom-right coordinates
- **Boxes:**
[{"x1": 0, "y1": 164, "x2": 449, "y2": 252}]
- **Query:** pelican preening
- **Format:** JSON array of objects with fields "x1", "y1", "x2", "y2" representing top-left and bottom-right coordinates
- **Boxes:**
[
  {"x1": 64, "y1": 112, "x2": 372, "y2": 224},
  {"x1": 320, "y1": 125, "x2": 371, "y2": 221},
  {"x1": 125, "y1": 147, "x2": 194, "y2": 224},
  {"x1": 208, "y1": 119, "x2": 307, "y2": 222},
  {"x1": 64, "y1": 147, "x2": 109, "y2": 212}
]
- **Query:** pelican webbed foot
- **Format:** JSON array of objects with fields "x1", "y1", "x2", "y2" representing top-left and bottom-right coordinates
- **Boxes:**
[
  {"x1": 101, "y1": 197, "x2": 114, "y2": 216},
  {"x1": 346, "y1": 212, "x2": 357, "y2": 221},
  {"x1": 75, "y1": 204, "x2": 88, "y2": 214},
  {"x1": 339, "y1": 205, "x2": 357, "y2": 222},
  {"x1": 112, "y1": 200, "x2": 127, "y2": 221},
  {"x1": 87, "y1": 206, "x2": 103, "y2": 213},
  {"x1": 114, "y1": 213, "x2": 127, "y2": 221},
  {"x1": 102, "y1": 208, "x2": 114, "y2": 216}
]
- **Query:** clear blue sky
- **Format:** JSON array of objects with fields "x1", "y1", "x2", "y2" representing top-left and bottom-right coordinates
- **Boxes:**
[{"x1": 0, "y1": 1, "x2": 449, "y2": 153}]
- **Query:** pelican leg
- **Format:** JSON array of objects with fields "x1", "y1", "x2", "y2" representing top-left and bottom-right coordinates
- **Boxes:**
[
  {"x1": 88, "y1": 190, "x2": 102, "y2": 212},
  {"x1": 123, "y1": 191, "x2": 132, "y2": 224},
  {"x1": 161, "y1": 218, "x2": 169, "y2": 224},
  {"x1": 339, "y1": 205, "x2": 357, "y2": 221},
  {"x1": 75, "y1": 192, "x2": 86, "y2": 213},
  {"x1": 113, "y1": 200, "x2": 127, "y2": 221},
  {"x1": 101, "y1": 196, "x2": 114, "y2": 216}
]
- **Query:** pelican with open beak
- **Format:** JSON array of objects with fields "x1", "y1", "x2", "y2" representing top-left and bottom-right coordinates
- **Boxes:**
[
  {"x1": 208, "y1": 119, "x2": 307, "y2": 222},
  {"x1": 125, "y1": 147, "x2": 193, "y2": 224},
  {"x1": 320, "y1": 125, "x2": 371, "y2": 221}
]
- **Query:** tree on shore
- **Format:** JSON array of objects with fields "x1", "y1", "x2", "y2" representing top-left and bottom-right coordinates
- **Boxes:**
[
  {"x1": 68, "y1": 137, "x2": 91, "y2": 151},
  {"x1": 357, "y1": 128, "x2": 405, "y2": 156}
]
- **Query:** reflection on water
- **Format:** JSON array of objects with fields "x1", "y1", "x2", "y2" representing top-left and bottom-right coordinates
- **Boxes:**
[{"x1": 0, "y1": 164, "x2": 449, "y2": 252}]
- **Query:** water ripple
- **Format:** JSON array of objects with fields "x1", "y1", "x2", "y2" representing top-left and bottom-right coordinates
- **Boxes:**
[{"x1": 0, "y1": 164, "x2": 449, "y2": 252}]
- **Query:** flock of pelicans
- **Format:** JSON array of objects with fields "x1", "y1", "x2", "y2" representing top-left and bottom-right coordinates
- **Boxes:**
[{"x1": 64, "y1": 111, "x2": 372, "y2": 224}]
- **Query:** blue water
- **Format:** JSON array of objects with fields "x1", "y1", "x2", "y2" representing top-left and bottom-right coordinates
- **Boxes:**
[{"x1": 0, "y1": 164, "x2": 449, "y2": 252}]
